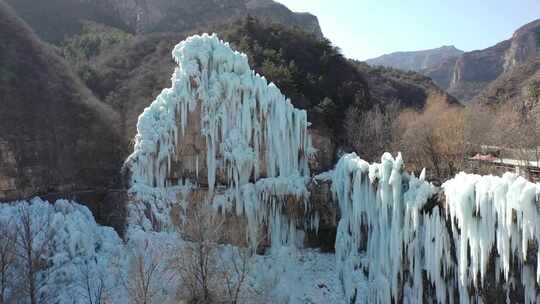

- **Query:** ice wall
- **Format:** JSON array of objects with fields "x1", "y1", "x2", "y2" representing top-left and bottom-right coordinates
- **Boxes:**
[
  {"x1": 0, "y1": 198, "x2": 124, "y2": 303},
  {"x1": 444, "y1": 172, "x2": 540, "y2": 303},
  {"x1": 124, "y1": 34, "x2": 315, "y2": 248},
  {"x1": 329, "y1": 152, "x2": 540, "y2": 303},
  {"x1": 328, "y1": 152, "x2": 454, "y2": 303}
]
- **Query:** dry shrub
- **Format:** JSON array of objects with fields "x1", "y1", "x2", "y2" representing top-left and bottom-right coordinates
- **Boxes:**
[
  {"x1": 396, "y1": 102, "x2": 470, "y2": 179},
  {"x1": 172, "y1": 203, "x2": 224, "y2": 303},
  {"x1": 123, "y1": 239, "x2": 170, "y2": 304}
]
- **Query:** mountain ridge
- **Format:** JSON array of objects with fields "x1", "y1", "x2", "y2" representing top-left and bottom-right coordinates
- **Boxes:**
[
  {"x1": 424, "y1": 18, "x2": 540, "y2": 103},
  {"x1": 5, "y1": 0, "x2": 323, "y2": 43},
  {"x1": 366, "y1": 45, "x2": 464, "y2": 72}
]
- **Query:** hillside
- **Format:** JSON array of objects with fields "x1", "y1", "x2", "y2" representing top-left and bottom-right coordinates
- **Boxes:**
[
  {"x1": 366, "y1": 45, "x2": 463, "y2": 72},
  {"x1": 4, "y1": 0, "x2": 131, "y2": 43},
  {"x1": 355, "y1": 62, "x2": 459, "y2": 109},
  {"x1": 423, "y1": 19, "x2": 540, "y2": 102},
  {"x1": 6, "y1": 0, "x2": 322, "y2": 43},
  {"x1": 426, "y1": 39, "x2": 512, "y2": 101},
  {"x1": 1, "y1": 30, "x2": 539, "y2": 304},
  {"x1": 474, "y1": 56, "x2": 540, "y2": 117},
  {"x1": 59, "y1": 18, "x2": 369, "y2": 150},
  {"x1": 0, "y1": 1, "x2": 123, "y2": 201},
  {"x1": 60, "y1": 18, "x2": 459, "y2": 166}
]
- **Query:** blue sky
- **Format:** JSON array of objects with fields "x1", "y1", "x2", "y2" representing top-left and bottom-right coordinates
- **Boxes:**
[{"x1": 278, "y1": 0, "x2": 540, "y2": 60}]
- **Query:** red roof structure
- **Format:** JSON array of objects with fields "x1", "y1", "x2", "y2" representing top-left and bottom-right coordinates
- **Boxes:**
[{"x1": 471, "y1": 153, "x2": 498, "y2": 162}]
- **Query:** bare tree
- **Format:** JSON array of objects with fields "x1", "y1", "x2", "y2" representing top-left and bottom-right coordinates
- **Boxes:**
[
  {"x1": 220, "y1": 247, "x2": 253, "y2": 304},
  {"x1": 345, "y1": 100, "x2": 400, "y2": 162},
  {"x1": 78, "y1": 262, "x2": 108, "y2": 304},
  {"x1": 14, "y1": 204, "x2": 55, "y2": 304},
  {"x1": 123, "y1": 240, "x2": 167, "y2": 304},
  {"x1": 172, "y1": 203, "x2": 224, "y2": 303},
  {"x1": 0, "y1": 217, "x2": 16, "y2": 304},
  {"x1": 395, "y1": 102, "x2": 471, "y2": 180}
]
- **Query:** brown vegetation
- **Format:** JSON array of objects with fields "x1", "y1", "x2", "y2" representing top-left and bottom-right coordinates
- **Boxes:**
[
  {"x1": 346, "y1": 98, "x2": 540, "y2": 181},
  {"x1": 172, "y1": 203, "x2": 224, "y2": 303}
]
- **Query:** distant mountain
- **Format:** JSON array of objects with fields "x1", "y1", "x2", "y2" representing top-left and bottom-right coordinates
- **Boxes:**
[
  {"x1": 6, "y1": 0, "x2": 322, "y2": 43},
  {"x1": 424, "y1": 19, "x2": 540, "y2": 103},
  {"x1": 366, "y1": 45, "x2": 464, "y2": 72},
  {"x1": 0, "y1": 0, "x2": 123, "y2": 201}
]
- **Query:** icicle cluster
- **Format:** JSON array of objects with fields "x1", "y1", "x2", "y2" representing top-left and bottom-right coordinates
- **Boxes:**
[
  {"x1": 125, "y1": 34, "x2": 314, "y2": 246},
  {"x1": 329, "y1": 152, "x2": 455, "y2": 303},
  {"x1": 0, "y1": 198, "x2": 124, "y2": 303},
  {"x1": 212, "y1": 175, "x2": 310, "y2": 248},
  {"x1": 330, "y1": 153, "x2": 540, "y2": 303},
  {"x1": 443, "y1": 172, "x2": 540, "y2": 303}
]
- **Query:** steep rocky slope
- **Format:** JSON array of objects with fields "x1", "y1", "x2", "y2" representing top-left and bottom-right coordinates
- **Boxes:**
[
  {"x1": 122, "y1": 0, "x2": 323, "y2": 37},
  {"x1": 356, "y1": 62, "x2": 459, "y2": 109},
  {"x1": 4, "y1": 0, "x2": 130, "y2": 43},
  {"x1": 6, "y1": 0, "x2": 322, "y2": 43},
  {"x1": 0, "y1": 1, "x2": 124, "y2": 201},
  {"x1": 472, "y1": 19, "x2": 540, "y2": 116},
  {"x1": 366, "y1": 45, "x2": 463, "y2": 72},
  {"x1": 423, "y1": 19, "x2": 540, "y2": 103},
  {"x1": 474, "y1": 56, "x2": 540, "y2": 117},
  {"x1": 427, "y1": 40, "x2": 512, "y2": 102}
]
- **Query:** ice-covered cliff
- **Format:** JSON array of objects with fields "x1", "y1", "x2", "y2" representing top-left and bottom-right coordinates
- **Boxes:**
[
  {"x1": 125, "y1": 34, "x2": 315, "y2": 248},
  {"x1": 326, "y1": 152, "x2": 540, "y2": 303},
  {"x1": 4, "y1": 32, "x2": 540, "y2": 303}
]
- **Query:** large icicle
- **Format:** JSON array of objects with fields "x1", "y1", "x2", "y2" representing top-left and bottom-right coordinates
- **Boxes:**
[
  {"x1": 124, "y1": 34, "x2": 314, "y2": 248},
  {"x1": 443, "y1": 172, "x2": 540, "y2": 303},
  {"x1": 330, "y1": 153, "x2": 540, "y2": 303},
  {"x1": 328, "y1": 152, "x2": 454, "y2": 303}
]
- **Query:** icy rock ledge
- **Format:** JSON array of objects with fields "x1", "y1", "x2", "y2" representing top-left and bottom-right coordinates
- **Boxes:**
[
  {"x1": 124, "y1": 34, "x2": 315, "y2": 248},
  {"x1": 444, "y1": 172, "x2": 540, "y2": 303},
  {"x1": 328, "y1": 152, "x2": 540, "y2": 303},
  {"x1": 327, "y1": 152, "x2": 452, "y2": 303}
]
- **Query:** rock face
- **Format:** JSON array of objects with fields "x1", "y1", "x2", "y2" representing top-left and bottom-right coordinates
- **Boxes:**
[
  {"x1": 0, "y1": 1, "x2": 124, "y2": 201},
  {"x1": 366, "y1": 45, "x2": 464, "y2": 72},
  {"x1": 4, "y1": 0, "x2": 130, "y2": 43},
  {"x1": 474, "y1": 56, "x2": 540, "y2": 116},
  {"x1": 472, "y1": 20, "x2": 540, "y2": 115},
  {"x1": 423, "y1": 19, "x2": 540, "y2": 103},
  {"x1": 112, "y1": 0, "x2": 322, "y2": 38},
  {"x1": 356, "y1": 62, "x2": 459, "y2": 109},
  {"x1": 124, "y1": 35, "x2": 318, "y2": 255},
  {"x1": 428, "y1": 40, "x2": 512, "y2": 102},
  {"x1": 6, "y1": 0, "x2": 322, "y2": 43}
]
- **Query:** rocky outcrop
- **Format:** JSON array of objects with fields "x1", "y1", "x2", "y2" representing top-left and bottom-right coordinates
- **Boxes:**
[
  {"x1": 0, "y1": 1, "x2": 124, "y2": 201},
  {"x1": 366, "y1": 45, "x2": 464, "y2": 72},
  {"x1": 356, "y1": 62, "x2": 460, "y2": 109},
  {"x1": 471, "y1": 20, "x2": 540, "y2": 115},
  {"x1": 113, "y1": 0, "x2": 322, "y2": 38},
  {"x1": 4, "y1": 0, "x2": 130, "y2": 43},
  {"x1": 474, "y1": 56, "x2": 540, "y2": 116},
  {"x1": 444, "y1": 40, "x2": 511, "y2": 102},
  {"x1": 423, "y1": 19, "x2": 540, "y2": 103},
  {"x1": 7, "y1": 0, "x2": 322, "y2": 43},
  {"x1": 421, "y1": 56, "x2": 459, "y2": 92},
  {"x1": 503, "y1": 19, "x2": 540, "y2": 70}
]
